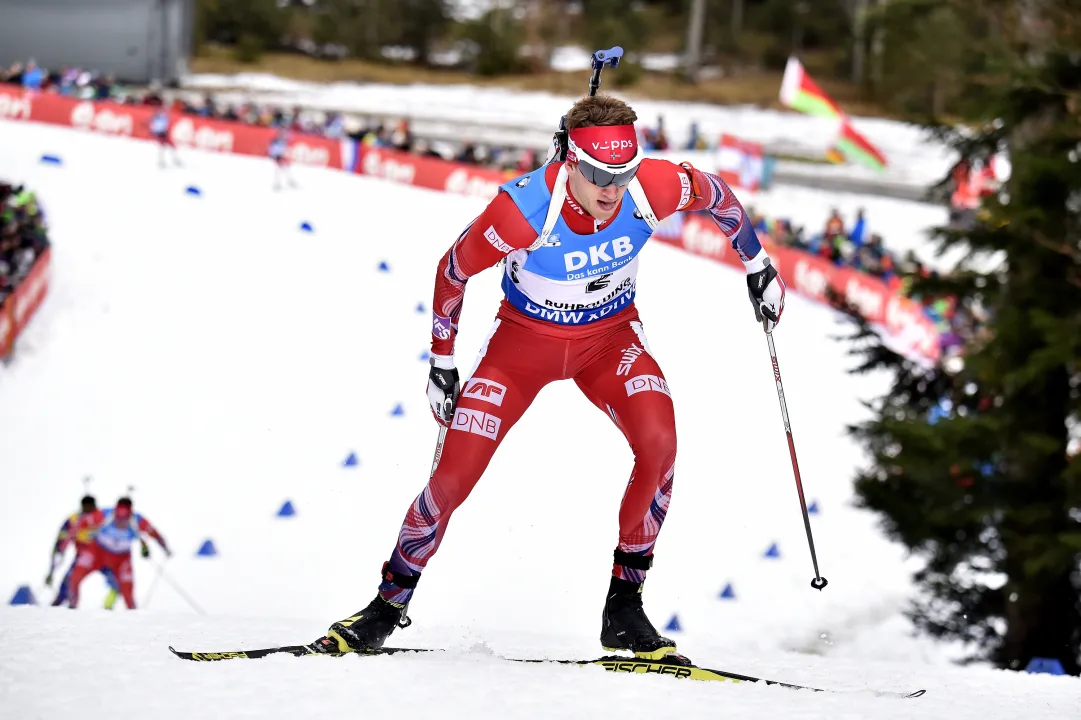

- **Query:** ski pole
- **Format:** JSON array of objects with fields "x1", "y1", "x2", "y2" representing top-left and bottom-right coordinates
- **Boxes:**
[
  {"x1": 430, "y1": 425, "x2": 448, "y2": 479},
  {"x1": 763, "y1": 322, "x2": 828, "y2": 591},
  {"x1": 151, "y1": 559, "x2": 207, "y2": 614},
  {"x1": 142, "y1": 556, "x2": 167, "y2": 608}
]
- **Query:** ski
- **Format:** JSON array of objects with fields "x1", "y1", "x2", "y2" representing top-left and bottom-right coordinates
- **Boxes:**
[
  {"x1": 167, "y1": 645, "x2": 431, "y2": 661},
  {"x1": 167, "y1": 644, "x2": 924, "y2": 698}
]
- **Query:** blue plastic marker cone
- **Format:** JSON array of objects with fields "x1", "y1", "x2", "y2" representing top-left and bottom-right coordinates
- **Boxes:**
[
  {"x1": 39, "y1": 154, "x2": 62, "y2": 166},
  {"x1": 390, "y1": 403, "x2": 405, "y2": 417},
  {"x1": 343, "y1": 452, "x2": 359, "y2": 468},
  {"x1": 719, "y1": 583, "x2": 736, "y2": 600},
  {"x1": 196, "y1": 539, "x2": 218, "y2": 557},
  {"x1": 415, "y1": 303, "x2": 426, "y2": 314},
  {"x1": 378, "y1": 261, "x2": 390, "y2": 272},
  {"x1": 185, "y1": 186, "x2": 202, "y2": 197},
  {"x1": 277, "y1": 500, "x2": 296, "y2": 517},
  {"x1": 664, "y1": 614, "x2": 682, "y2": 632},
  {"x1": 299, "y1": 221, "x2": 314, "y2": 233},
  {"x1": 9, "y1": 585, "x2": 36, "y2": 605},
  {"x1": 808, "y1": 501, "x2": 820, "y2": 514},
  {"x1": 764, "y1": 542, "x2": 781, "y2": 559},
  {"x1": 1025, "y1": 657, "x2": 1065, "y2": 675},
  {"x1": 419, "y1": 351, "x2": 431, "y2": 362}
]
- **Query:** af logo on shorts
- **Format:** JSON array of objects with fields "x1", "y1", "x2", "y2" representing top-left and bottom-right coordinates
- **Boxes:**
[{"x1": 462, "y1": 377, "x2": 507, "y2": 407}]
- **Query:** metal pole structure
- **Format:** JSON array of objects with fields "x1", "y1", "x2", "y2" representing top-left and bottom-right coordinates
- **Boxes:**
[
  {"x1": 684, "y1": 0, "x2": 706, "y2": 83},
  {"x1": 160, "y1": 0, "x2": 170, "y2": 84}
]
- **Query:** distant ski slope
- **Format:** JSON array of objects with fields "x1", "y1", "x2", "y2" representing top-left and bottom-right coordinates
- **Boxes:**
[{"x1": 0, "y1": 119, "x2": 1075, "y2": 718}]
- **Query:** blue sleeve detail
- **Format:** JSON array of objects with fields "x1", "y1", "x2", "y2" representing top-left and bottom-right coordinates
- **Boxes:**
[{"x1": 731, "y1": 219, "x2": 763, "y2": 263}]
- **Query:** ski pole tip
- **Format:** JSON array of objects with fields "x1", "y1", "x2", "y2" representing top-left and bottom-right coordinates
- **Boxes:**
[{"x1": 810, "y1": 577, "x2": 828, "y2": 591}]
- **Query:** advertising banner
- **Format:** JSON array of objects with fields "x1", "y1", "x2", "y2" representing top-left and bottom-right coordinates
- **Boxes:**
[
  {"x1": 656, "y1": 216, "x2": 941, "y2": 363},
  {"x1": 11, "y1": 248, "x2": 51, "y2": 340},
  {"x1": 357, "y1": 147, "x2": 505, "y2": 199},
  {"x1": 0, "y1": 294, "x2": 12, "y2": 358},
  {"x1": 0, "y1": 86, "x2": 343, "y2": 169}
]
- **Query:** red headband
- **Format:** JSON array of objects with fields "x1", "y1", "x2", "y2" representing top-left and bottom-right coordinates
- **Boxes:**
[{"x1": 568, "y1": 124, "x2": 638, "y2": 167}]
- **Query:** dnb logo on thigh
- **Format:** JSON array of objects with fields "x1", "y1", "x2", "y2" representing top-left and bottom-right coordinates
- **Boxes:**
[
  {"x1": 624, "y1": 375, "x2": 671, "y2": 399},
  {"x1": 452, "y1": 407, "x2": 502, "y2": 440}
]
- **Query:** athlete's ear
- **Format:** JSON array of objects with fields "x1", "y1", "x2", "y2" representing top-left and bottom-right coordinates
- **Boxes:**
[{"x1": 678, "y1": 162, "x2": 707, "y2": 209}]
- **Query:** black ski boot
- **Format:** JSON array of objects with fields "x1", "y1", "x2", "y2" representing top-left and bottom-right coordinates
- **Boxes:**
[
  {"x1": 600, "y1": 551, "x2": 681, "y2": 661},
  {"x1": 312, "y1": 564, "x2": 418, "y2": 654}
]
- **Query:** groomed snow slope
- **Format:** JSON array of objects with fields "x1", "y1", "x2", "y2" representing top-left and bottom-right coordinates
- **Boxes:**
[{"x1": 0, "y1": 121, "x2": 1076, "y2": 719}]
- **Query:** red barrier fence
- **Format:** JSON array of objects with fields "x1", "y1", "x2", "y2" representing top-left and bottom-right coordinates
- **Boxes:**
[
  {"x1": 0, "y1": 248, "x2": 51, "y2": 359},
  {"x1": 0, "y1": 85, "x2": 344, "y2": 169},
  {"x1": 0, "y1": 86, "x2": 941, "y2": 365},
  {"x1": 357, "y1": 146, "x2": 507, "y2": 199},
  {"x1": 654, "y1": 215, "x2": 940, "y2": 363}
]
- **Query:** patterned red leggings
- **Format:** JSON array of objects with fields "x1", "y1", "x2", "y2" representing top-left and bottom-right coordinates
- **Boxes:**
[{"x1": 380, "y1": 303, "x2": 676, "y2": 603}]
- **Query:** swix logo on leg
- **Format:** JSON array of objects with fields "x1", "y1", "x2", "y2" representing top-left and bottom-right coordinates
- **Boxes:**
[
  {"x1": 462, "y1": 377, "x2": 507, "y2": 407},
  {"x1": 625, "y1": 375, "x2": 671, "y2": 399},
  {"x1": 451, "y1": 407, "x2": 501, "y2": 441},
  {"x1": 616, "y1": 343, "x2": 645, "y2": 376}
]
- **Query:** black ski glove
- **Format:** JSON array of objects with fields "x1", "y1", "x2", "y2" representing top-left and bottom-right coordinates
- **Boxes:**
[{"x1": 427, "y1": 354, "x2": 460, "y2": 426}]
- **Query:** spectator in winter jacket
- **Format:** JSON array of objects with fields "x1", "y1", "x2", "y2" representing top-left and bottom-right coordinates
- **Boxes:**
[
  {"x1": 850, "y1": 208, "x2": 867, "y2": 247},
  {"x1": 21, "y1": 61, "x2": 43, "y2": 90},
  {"x1": 824, "y1": 209, "x2": 846, "y2": 239}
]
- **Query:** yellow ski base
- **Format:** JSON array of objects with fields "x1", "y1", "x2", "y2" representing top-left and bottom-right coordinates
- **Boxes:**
[{"x1": 591, "y1": 657, "x2": 743, "y2": 683}]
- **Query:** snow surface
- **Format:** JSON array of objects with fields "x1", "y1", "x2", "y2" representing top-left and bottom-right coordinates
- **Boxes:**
[
  {"x1": 1, "y1": 121, "x2": 1076, "y2": 718},
  {"x1": 183, "y1": 73, "x2": 955, "y2": 188},
  {"x1": 3, "y1": 607, "x2": 1080, "y2": 719}
]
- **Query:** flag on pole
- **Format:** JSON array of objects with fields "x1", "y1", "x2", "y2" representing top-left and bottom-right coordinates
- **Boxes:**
[
  {"x1": 830, "y1": 118, "x2": 888, "y2": 172},
  {"x1": 779, "y1": 57, "x2": 843, "y2": 119},
  {"x1": 780, "y1": 56, "x2": 888, "y2": 170}
]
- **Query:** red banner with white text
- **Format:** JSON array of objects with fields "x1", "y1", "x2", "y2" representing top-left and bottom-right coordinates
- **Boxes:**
[
  {"x1": 11, "y1": 247, "x2": 51, "y2": 339},
  {"x1": 0, "y1": 86, "x2": 343, "y2": 169},
  {"x1": 654, "y1": 215, "x2": 941, "y2": 364},
  {"x1": 0, "y1": 290, "x2": 13, "y2": 358},
  {"x1": 356, "y1": 146, "x2": 507, "y2": 199},
  {"x1": 0, "y1": 248, "x2": 51, "y2": 358}
]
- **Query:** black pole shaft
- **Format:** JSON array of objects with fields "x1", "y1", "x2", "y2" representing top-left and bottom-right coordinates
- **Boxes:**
[{"x1": 765, "y1": 327, "x2": 828, "y2": 590}]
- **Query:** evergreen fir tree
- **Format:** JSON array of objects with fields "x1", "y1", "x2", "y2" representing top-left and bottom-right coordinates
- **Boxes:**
[{"x1": 840, "y1": 0, "x2": 1081, "y2": 674}]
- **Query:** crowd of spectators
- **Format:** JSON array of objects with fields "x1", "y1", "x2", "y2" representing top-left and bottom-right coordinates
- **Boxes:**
[
  {"x1": 747, "y1": 205, "x2": 988, "y2": 360},
  {"x1": 1, "y1": 60, "x2": 133, "y2": 102},
  {"x1": 0, "y1": 181, "x2": 49, "y2": 305}
]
